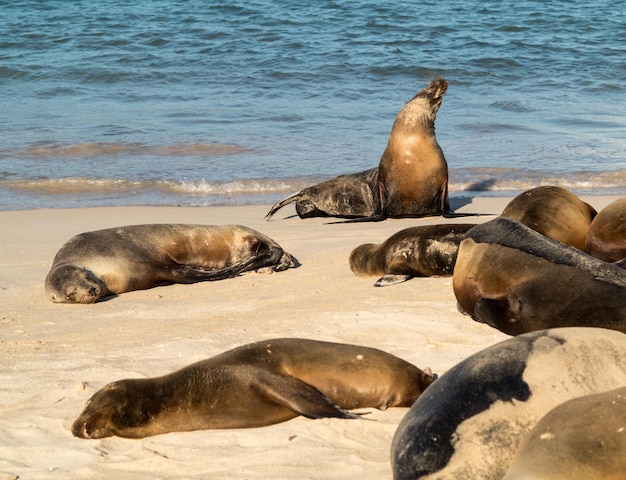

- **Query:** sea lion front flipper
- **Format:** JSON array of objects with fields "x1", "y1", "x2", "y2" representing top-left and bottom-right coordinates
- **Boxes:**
[
  {"x1": 374, "y1": 274, "x2": 412, "y2": 287},
  {"x1": 255, "y1": 372, "x2": 364, "y2": 420}
]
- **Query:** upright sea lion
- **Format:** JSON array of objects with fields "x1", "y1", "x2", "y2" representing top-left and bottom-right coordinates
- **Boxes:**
[
  {"x1": 453, "y1": 217, "x2": 626, "y2": 335},
  {"x1": 391, "y1": 327, "x2": 626, "y2": 480},
  {"x1": 266, "y1": 78, "x2": 468, "y2": 221},
  {"x1": 585, "y1": 196, "x2": 626, "y2": 264},
  {"x1": 72, "y1": 338, "x2": 436, "y2": 439},
  {"x1": 502, "y1": 386, "x2": 626, "y2": 480},
  {"x1": 45, "y1": 224, "x2": 296, "y2": 304},
  {"x1": 500, "y1": 185, "x2": 597, "y2": 250},
  {"x1": 349, "y1": 223, "x2": 476, "y2": 286}
]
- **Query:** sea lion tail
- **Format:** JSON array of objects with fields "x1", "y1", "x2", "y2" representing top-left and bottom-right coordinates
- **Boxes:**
[{"x1": 265, "y1": 192, "x2": 303, "y2": 220}]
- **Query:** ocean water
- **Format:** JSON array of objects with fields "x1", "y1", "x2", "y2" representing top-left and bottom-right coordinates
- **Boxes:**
[{"x1": 1, "y1": 0, "x2": 625, "y2": 210}]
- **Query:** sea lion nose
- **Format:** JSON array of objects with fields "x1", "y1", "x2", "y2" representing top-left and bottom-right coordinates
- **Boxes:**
[{"x1": 88, "y1": 287, "x2": 98, "y2": 297}]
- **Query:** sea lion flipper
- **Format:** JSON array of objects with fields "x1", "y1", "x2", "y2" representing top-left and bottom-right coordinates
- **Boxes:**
[
  {"x1": 255, "y1": 372, "x2": 363, "y2": 420},
  {"x1": 170, "y1": 258, "x2": 258, "y2": 282},
  {"x1": 265, "y1": 192, "x2": 304, "y2": 220},
  {"x1": 374, "y1": 274, "x2": 412, "y2": 287}
]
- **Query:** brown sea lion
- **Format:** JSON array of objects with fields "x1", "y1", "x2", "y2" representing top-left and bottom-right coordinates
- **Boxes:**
[
  {"x1": 391, "y1": 327, "x2": 626, "y2": 480},
  {"x1": 502, "y1": 386, "x2": 626, "y2": 480},
  {"x1": 500, "y1": 185, "x2": 597, "y2": 250},
  {"x1": 45, "y1": 224, "x2": 296, "y2": 303},
  {"x1": 266, "y1": 78, "x2": 472, "y2": 221},
  {"x1": 349, "y1": 223, "x2": 476, "y2": 286},
  {"x1": 71, "y1": 338, "x2": 436, "y2": 439},
  {"x1": 585, "y1": 197, "x2": 626, "y2": 264},
  {"x1": 453, "y1": 217, "x2": 626, "y2": 335}
]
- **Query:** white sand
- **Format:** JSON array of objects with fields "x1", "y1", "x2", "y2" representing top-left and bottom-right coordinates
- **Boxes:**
[{"x1": 0, "y1": 195, "x2": 619, "y2": 479}]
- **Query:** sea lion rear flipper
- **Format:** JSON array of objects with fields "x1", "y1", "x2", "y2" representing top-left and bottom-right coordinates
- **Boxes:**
[
  {"x1": 265, "y1": 192, "x2": 304, "y2": 220},
  {"x1": 255, "y1": 372, "x2": 364, "y2": 420},
  {"x1": 170, "y1": 257, "x2": 259, "y2": 282},
  {"x1": 374, "y1": 274, "x2": 412, "y2": 287}
]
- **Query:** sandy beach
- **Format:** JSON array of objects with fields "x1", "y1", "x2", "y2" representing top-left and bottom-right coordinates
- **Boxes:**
[{"x1": 0, "y1": 194, "x2": 620, "y2": 480}]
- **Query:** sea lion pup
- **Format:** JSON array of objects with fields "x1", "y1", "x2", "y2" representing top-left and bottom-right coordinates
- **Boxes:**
[
  {"x1": 266, "y1": 78, "x2": 469, "y2": 221},
  {"x1": 349, "y1": 223, "x2": 476, "y2": 286},
  {"x1": 500, "y1": 185, "x2": 597, "y2": 250},
  {"x1": 391, "y1": 327, "x2": 626, "y2": 480},
  {"x1": 72, "y1": 338, "x2": 436, "y2": 439},
  {"x1": 585, "y1": 196, "x2": 626, "y2": 264},
  {"x1": 453, "y1": 217, "x2": 626, "y2": 335},
  {"x1": 501, "y1": 386, "x2": 626, "y2": 480},
  {"x1": 45, "y1": 224, "x2": 296, "y2": 304}
]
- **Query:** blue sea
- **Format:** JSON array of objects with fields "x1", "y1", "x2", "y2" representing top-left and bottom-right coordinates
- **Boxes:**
[{"x1": 1, "y1": 0, "x2": 625, "y2": 210}]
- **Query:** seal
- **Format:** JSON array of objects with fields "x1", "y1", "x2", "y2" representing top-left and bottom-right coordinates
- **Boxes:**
[
  {"x1": 349, "y1": 223, "x2": 476, "y2": 286},
  {"x1": 45, "y1": 224, "x2": 296, "y2": 304},
  {"x1": 452, "y1": 217, "x2": 626, "y2": 335},
  {"x1": 500, "y1": 185, "x2": 597, "y2": 250},
  {"x1": 265, "y1": 78, "x2": 471, "y2": 221},
  {"x1": 391, "y1": 327, "x2": 626, "y2": 480},
  {"x1": 585, "y1": 196, "x2": 626, "y2": 264},
  {"x1": 502, "y1": 386, "x2": 626, "y2": 480},
  {"x1": 71, "y1": 338, "x2": 436, "y2": 439}
]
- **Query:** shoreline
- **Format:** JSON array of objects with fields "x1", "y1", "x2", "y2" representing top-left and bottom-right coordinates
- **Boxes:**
[{"x1": 0, "y1": 195, "x2": 621, "y2": 479}]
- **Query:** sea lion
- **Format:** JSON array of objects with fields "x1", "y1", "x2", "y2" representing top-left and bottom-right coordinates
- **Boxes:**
[
  {"x1": 502, "y1": 386, "x2": 626, "y2": 480},
  {"x1": 391, "y1": 327, "x2": 626, "y2": 480},
  {"x1": 500, "y1": 185, "x2": 597, "y2": 250},
  {"x1": 45, "y1": 224, "x2": 296, "y2": 304},
  {"x1": 349, "y1": 223, "x2": 476, "y2": 286},
  {"x1": 452, "y1": 217, "x2": 626, "y2": 335},
  {"x1": 266, "y1": 78, "x2": 468, "y2": 221},
  {"x1": 72, "y1": 338, "x2": 436, "y2": 439},
  {"x1": 585, "y1": 196, "x2": 626, "y2": 264}
]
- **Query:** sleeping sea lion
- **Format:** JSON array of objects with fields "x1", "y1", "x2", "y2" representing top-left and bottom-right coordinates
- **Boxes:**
[
  {"x1": 585, "y1": 196, "x2": 626, "y2": 264},
  {"x1": 349, "y1": 223, "x2": 476, "y2": 286},
  {"x1": 72, "y1": 338, "x2": 436, "y2": 439},
  {"x1": 45, "y1": 224, "x2": 295, "y2": 303},
  {"x1": 452, "y1": 217, "x2": 626, "y2": 335},
  {"x1": 502, "y1": 386, "x2": 626, "y2": 480},
  {"x1": 391, "y1": 327, "x2": 626, "y2": 480},
  {"x1": 500, "y1": 185, "x2": 597, "y2": 250}
]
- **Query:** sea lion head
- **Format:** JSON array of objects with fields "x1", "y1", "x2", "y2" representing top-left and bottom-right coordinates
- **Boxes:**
[
  {"x1": 393, "y1": 78, "x2": 448, "y2": 131},
  {"x1": 45, "y1": 264, "x2": 107, "y2": 304},
  {"x1": 72, "y1": 380, "x2": 152, "y2": 439}
]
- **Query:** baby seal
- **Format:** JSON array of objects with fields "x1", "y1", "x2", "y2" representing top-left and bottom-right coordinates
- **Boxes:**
[
  {"x1": 46, "y1": 224, "x2": 295, "y2": 303},
  {"x1": 72, "y1": 338, "x2": 436, "y2": 439},
  {"x1": 266, "y1": 78, "x2": 467, "y2": 221},
  {"x1": 349, "y1": 223, "x2": 476, "y2": 286}
]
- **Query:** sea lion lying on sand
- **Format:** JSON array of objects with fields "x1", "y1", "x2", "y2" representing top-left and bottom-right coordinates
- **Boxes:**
[
  {"x1": 46, "y1": 224, "x2": 296, "y2": 303},
  {"x1": 72, "y1": 338, "x2": 436, "y2": 438}
]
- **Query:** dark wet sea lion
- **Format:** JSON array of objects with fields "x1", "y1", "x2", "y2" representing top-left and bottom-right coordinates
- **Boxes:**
[
  {"x1": 46, "y1": 224, "x2": 295, "y2": 303},
  {"x1": 452, "y1": 217, "x2": 626, "y2": 335},
  {"x1": 502, "y1": 386, "x2": 626, "y2": 480},
  {"x1": 266, "y1": 78, "x2": 472, "y2": 221},
  {"x1": 265, "y1": 167, "x2": 378, "y2": 219},
  {"x1": 72, "y1": 338, "x2": 436, "y2": 439},
  {"x1": 500, "y1": 185, "x2": 597, "y2": 250},
  {"x1": 585, "y1": 196, "x2": 626, "y2": 264},
  {"x1": 349, "y1": 223, "x2": 476, "y2": 286},
  {"x1": 391, "y1": 327, "x2": 626, "y2": 480}
]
